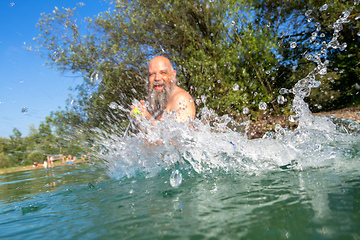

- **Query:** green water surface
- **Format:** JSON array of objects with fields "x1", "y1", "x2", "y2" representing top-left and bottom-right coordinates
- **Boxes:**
[{"x1": 0, "y1": 162, "x2": 359, "y2": 239}]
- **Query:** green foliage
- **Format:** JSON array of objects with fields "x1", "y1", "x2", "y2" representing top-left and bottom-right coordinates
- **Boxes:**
[
  {"x1": 0, "y1": 153, "x2": 12, "y2": 169},
  {"x1": 0, "y1": 123, "x2": 87, "y2": 169}
]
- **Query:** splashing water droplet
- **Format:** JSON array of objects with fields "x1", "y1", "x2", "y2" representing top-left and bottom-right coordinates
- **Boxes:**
[
  {"x1": 231, "y1": 21, "x2": 235, "y2": 26},
  {"x1": 319, "y1": 67, "x2": 327, "y2": 75},
  {"x1": 342, "y1": 11, "x2": 350, "y2": 19},
  {"x1": 9, "y1": 2, "x2": 15, "y2": 7},
  {"x1": 242, "y1": 107, "x2": 249, "y2": 115},
  {"x1": 277, "y1": 95, "x2": 286, "y2": 104},
  {"x1": 305, "y1": 53, "x2": 313, "y2": 61},
  {"x1": 355, "y1": 15, "x2": 360, "y2": 21},
  {"x1": 265, "y1": 70, "x2": 271, "y2": 75},
  {"x1": 355, "y1": 0, "x2": 359, "y2": 5},
  {"x1": 109, "y1": 102, "x2": 118, "y2": 109},
  {"x1": 305, "y1": 10, "x2": 312, "y2": 17},
  {"x1": 319, "y1": 4, "x2": 328, "y2": 11},
  {"x1": 170, "y1": 170, "x2": 182, "y2": 188},
  {"x1": 21, "y1": 107, "x2": 28, "y2": 114},
  {"x1": 279, "y1": 88, "x2": 288, "y2": 95},
  {"x1": 339, "y1": 42, "x2": 347, "y2": 51},
  {"x1": 290, "y1": 42, "x2": 297, "y2": 48},
  {"x1": 259, "y1": 102, "x2": 267, "y2": 110},
  {"x1": 90, "y1": 70, "x2": 104, "y2": 85},
  {"x1": 233, "y1": 83, "x2": 239, "y2": 91}
]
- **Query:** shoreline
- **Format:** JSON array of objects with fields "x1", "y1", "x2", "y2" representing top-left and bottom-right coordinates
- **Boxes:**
[
  {"x1": 247, "y1": 106, "x2": 360, "y2": 139},
  {"x1": 0, "y1": 161, "x2": 91, "y2": 175}
]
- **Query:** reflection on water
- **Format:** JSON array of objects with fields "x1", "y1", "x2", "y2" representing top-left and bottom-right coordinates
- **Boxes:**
[{"x1": 0, "y1": 162, "x2": 359, "y2": 239}]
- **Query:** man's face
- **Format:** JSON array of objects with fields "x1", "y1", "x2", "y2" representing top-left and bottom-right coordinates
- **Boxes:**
[
  {"x1": 148, "y1": 59, "x2": 174, "y2": 92},
  {"x1": 146, "y1": 58, "x2": 175, "y2": 119}
]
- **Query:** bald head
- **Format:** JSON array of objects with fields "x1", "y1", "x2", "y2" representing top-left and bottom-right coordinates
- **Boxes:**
[{"x1": 148, "y1": 56, "x2": 175, "y2": 76}]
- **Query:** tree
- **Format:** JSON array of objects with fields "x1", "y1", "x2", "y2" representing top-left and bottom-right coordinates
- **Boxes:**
[{"x1": 33, "y1": 0, "x2": 287, "y2": 134}]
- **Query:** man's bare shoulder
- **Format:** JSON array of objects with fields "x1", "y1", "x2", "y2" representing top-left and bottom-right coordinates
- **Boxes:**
[{"x1": 169, "y1": 86, "x2": 194, "y2": 105}]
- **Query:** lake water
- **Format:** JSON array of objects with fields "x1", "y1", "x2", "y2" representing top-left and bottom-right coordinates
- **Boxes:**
[{"x1": 1, "y1": 122, "x2": 359, "y2": 240}]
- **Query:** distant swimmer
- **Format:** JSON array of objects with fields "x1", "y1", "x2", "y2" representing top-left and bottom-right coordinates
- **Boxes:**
[{"x1": 130, "y1": 56, "x2": 195, "y2": 123}]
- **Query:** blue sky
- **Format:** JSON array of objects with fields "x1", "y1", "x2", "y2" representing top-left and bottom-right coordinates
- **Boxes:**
[{"x1": 0, "y1": 0, "x2": 110, "y2": 138}]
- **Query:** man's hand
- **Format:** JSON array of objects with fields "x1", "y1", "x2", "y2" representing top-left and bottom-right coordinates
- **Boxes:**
[{"x1": 130, "y1": 100, "x2": 151, "y2": 120}]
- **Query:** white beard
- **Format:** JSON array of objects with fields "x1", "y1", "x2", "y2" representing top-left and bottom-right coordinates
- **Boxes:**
[{"x1": 147, "y1": 82, "x2": 172, "y2": 119}]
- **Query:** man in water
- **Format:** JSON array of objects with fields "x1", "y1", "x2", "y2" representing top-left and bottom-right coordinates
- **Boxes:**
[{"x1": 131, "y1": 56, "x2": 195, "y2": 123}]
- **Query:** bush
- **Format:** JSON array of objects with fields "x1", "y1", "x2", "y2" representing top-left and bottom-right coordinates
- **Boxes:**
[{"x1": 0, "y1": 153, "x2": 12, "y2": 169}]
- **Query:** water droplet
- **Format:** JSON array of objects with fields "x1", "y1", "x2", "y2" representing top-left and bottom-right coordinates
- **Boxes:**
[
  {"x1": 320, "y1": 33, "x2": 325, "y2": 37},
  {"x1": 275, "y1": 124, "x2": 284, "y2": 133},
  {"x1": 305, "y1": 10, "x2": 312, "y2": 17},
  {"x1": 357, "y1": 32, "x2": 360, "y2": 37},
  {"x1": 109, "y1": 102, "x2": 118, "y2": 109},
  {"x1": 265, "y1": 70, "x2": 271, "y2": 75},
  {"x1": 231, "y1": 21, "x2": 235, "y2": 26},
  {"x1": 242, "y1": 108, "x2": 249, "y2": 115},
  {"x1": 21, "y1": 107, "x2": 28, "y2": 114},
  {"x1": 289, "y1": 115, "x2": 298, "y2": 122},
  {"x1": 290, "y1": 42, "x2": 297, "y2": 48},
  {"x1": 355, "y1": 15, "x2": 360, "y2": 21},
  {"x1": 277, "y1": 95, "x2": 286, "y2": 104},
  {"x1": 170, "y1": 170, "x2": 182, "y2": 188},
  {"x1": 305, "y1": 53, "x2": 313, "y2": 61},
  {"x1": 355, "y1": 0, "x2": 359, "y2": 5},
  {"x1": 319, "y1": 67, "x2": 327, "y2": 75},
  {"x1": 317, "y1": 105, "x2": 322, "y2": 109},
  {"x1": 319, "y1": 4, "x2": 328, "y2": 11},
  {"x1": 339, "y1": 42, "x2": 347, "y2": 51},
  {"x1": 90, "y1": 70, "x2": 104, "y2": 85},
  {"x1": 233, "y1": 83, "x2": 239, "y2": 91},
  {"x1": 355, "y1": 83, "x2": 360, "y2": 90},
  {"x1": 342, "y1": 11, "x2": 350, "y2": 19},
  {"x1": 339, "y1": 69, "x2": 345, "y2": 74},
  {"x1": 279, "y1": 88, "x2": 288, "y2": 95},
  {"x1": 9, "y1": 2, "x2": 15, "y2": 7},
  {"x1": 259, "y1": 102, "x2": 267, "y2": 110}
]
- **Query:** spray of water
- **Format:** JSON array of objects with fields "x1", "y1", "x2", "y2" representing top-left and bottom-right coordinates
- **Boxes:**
[{"x1": 97, "y1": 7, "x2": 360, "y2": 183}]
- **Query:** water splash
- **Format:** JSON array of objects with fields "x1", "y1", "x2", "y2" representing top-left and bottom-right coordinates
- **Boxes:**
[
  {"x1": 99, "y1": 7, "x2": 360, "y2": 183},
  {"x1": 170, "y1": 170, "x2": 182, "y2": 188},
  {"x1": 90, "y1": 70, "x2": 104, "y2": 86},
  {"x1": 319, "y1": 4, "x2": 328, "y2": 11},
  {"x1": 233, "y1": 83, "x2": 239, "y2": 91}
]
